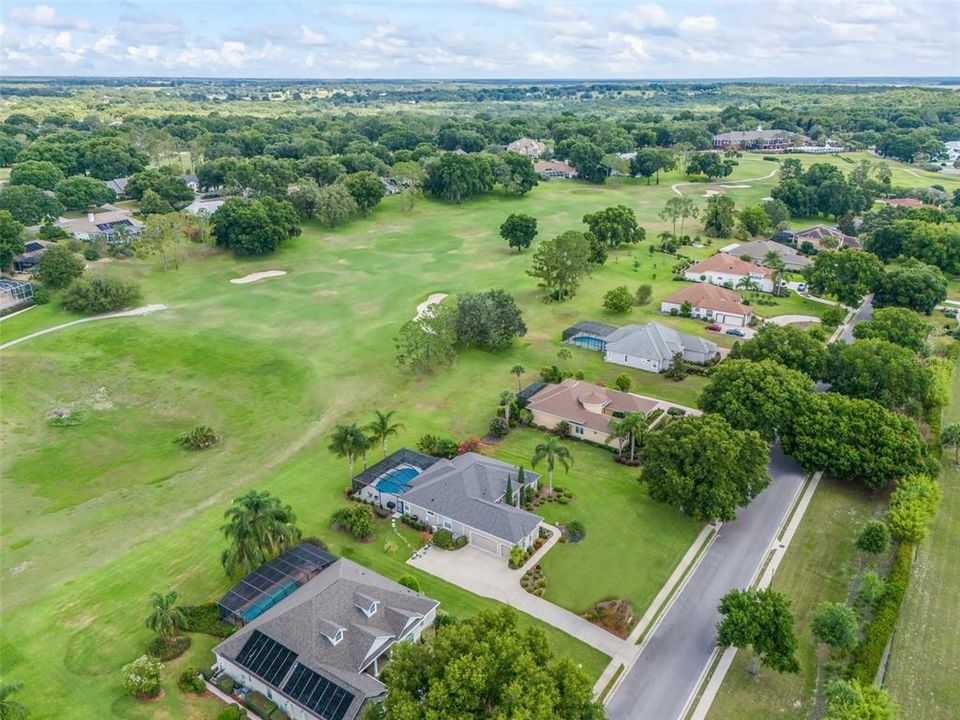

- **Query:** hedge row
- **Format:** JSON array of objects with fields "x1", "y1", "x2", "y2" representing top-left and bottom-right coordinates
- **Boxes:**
[
  {"x1": 180, "y1": 602, "x2": 236, "y2": 638},
  {"x1": 849, "y1": 543, "x2": 913, "y2": 684},
  {"x1": 243, "y1": 691, "x2": 289, "y2": 720}
]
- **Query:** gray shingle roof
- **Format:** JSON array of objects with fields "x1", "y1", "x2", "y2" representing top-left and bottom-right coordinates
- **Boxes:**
[
  {"x1": 604, "y1": 322, "x2": 716, "y2": 363},
  {"x1": 401, "y1": 453, "x2": 542, "y2": 544},
  {"x1": 214, "y1": 559, "x2": 439, "y2": 719},
  {"x1": 726, "y1": 239, "x2": 812, "y2": 269}
]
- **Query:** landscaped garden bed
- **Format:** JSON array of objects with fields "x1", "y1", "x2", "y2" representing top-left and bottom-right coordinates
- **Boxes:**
[
  {"x1": 583, "y1": 599, "x2": 636, "y2": 638},
  {"x1": 521, "y1": 564, "x2": 547, "y2": 596}
]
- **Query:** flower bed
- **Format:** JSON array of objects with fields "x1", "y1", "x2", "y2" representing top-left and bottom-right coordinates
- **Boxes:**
[{"x1": 521, "y1": 564, "x2": 547, "y2": 596}]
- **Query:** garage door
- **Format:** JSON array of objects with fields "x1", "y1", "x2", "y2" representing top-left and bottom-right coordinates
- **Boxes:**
[{"x1": 469, "y1": 532, "x2": 498, "y2": 554}]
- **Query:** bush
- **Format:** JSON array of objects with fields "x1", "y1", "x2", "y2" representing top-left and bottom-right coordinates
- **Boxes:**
[
  {"x1": 180, "y1": 602, "x2": 236, "y2": 638},
  {"x1": 635, "y1": 284, "x2": 652, "y2": 305},
  {"x1": 218, "y1": 707, "x2": 247, "y2": 720},
  {"x1": 61, "y1": 276, "x2": 141, "y2": 314},
  {"x1": 31, "y1": 284, "x2": 51, "y2": 305},
  {"x1": 457, "y1": 437, "x2": 483, "y2": 455},
  {"x1": 850, "y1": 543, "x2": 913, "y2": 683},
  {"x1": 122, "y1": 655, "x2": 164, "y2": 698},
  {"x1": 382, "y1": 539, "x2": 397, "y2": 555},
  {"x1": 244, "y1": 691, "x2": 277, "y2": 718},
  {"x1": 554, "y1": 419, "x2": 570, "y2": 437},
  {"x1": 489, "y1": 416, "x2": 509, "y2": 438},
  {"x1": 146, "y1": 634, "x2": 190, "y2": 661},
  {"x1": 666, "y1": 406, "x2": 685, "y2": 416},
  {"x1": 508, "y1": 544, "x2": 526, "y2": 569},
  {"x1": 540, "y1": 364, "x2": 563, "y2": 383},
  {"x1": 887, "y1": 474, "x2": 940, "y2": 544},
  {"x1": 331, "y1": 504, "x2": 375, "y2": 540},
  {"x1": 431, "y1": 529, "x2": 467, "y2": 550},
  {"x1": 603, "y1": 285, "x2": 635, "y2": 313},
  {"x1": 400, "y1": 515, "x2": 429, "y2": 532},
  {"x1": 565, "y1": 520, "x2": 586, "y2": 542},
  {"x1": 176, "y1": 424, "x2": 219, "y2": 450},
  {"x1": 614, "y1": 374, "x2": 632, "y2": 392},
  {"x1": 855, "y1": 519, "x2": 891, "y2": 555},
  {"x1": 416, "y1": 433, "x2": 458, "y2": 459},
  {"x1": 82, "y1": 246, "x2": 101, "y2": 261},
  {"x1": 854, "y1": 570, "x2": 887, "y2": 613},
  {"x1": 398, "y1": 575, "x2": 421, "y2": 592},
  {"x1": 177, "y1": 667, "x2": 206, "y2": 694},
  {"x1": 217, "y1": 674, "x2": 236, "y2": 694}
]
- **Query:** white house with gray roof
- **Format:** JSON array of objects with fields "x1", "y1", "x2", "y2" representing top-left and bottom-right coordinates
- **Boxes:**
[
  {"x1": 603, "y1": 322, "x2": 717, "y2": 373},
  {"x1": 353, "y1": 451, "x2": 541, "y2": 559},
  {"x1": 213, "y1": 558, "x2": 438, "y2": 720}
]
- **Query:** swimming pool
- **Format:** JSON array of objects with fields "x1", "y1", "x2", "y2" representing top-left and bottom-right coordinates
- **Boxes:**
[{"x1": 375, "y1": 465, "x2": 421, "y2": 495}]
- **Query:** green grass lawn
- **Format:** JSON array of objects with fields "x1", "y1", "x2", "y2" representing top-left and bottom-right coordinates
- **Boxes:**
[
  {"x1": 0, "y1": 163, "x2": 937, "y2": 719},
  {"x1": 885, "y1": 367, "x2": 960, "y2": 719},
  {"x1": 490, "y1": 429, "x2": 702, "y2": 619},
  {"x1": 707, "y1": 478, "x2": 889, "y2": 720}
]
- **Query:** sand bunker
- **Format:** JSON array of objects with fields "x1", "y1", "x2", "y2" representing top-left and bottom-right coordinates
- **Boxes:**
[
  {"x1": 230, "y1": 270, "x2": 287, "y2": 284},
  {"x1": 703, "y1": 190, "x2": 721, "y2": 197},
  {"x1": 415, "y1": 293, "x2": 448, "y2": 320},
  {"x1": 719, "y1": 184, "x2": 750, "y2": 188}
]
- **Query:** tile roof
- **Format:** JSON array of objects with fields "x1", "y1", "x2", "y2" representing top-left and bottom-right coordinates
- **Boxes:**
[
  {"x1": 722, "y1": 240, "x2": 811, "y2": 269},
  {"x1": 534, "y1": 160, "x2": 576, "y2": 174},
  {"x1": 791, "y1": 225, "x2": 861, "y2": 250},
  {"x1": 215, "y1": 559, "x2": 439, "y2": 719},
  {"x1": 688, "y1": 253, "x2": 773, "y2": 277},
  {"x1": 527, "y1": 379, "x2": 658, "y2": 435},
  {"x1": 604, "y1": 322, "x2": 717, "y2": 363},
  {"x1": 662, "y1": 283, "x2": 751, "y2": 316},
  {"x1": 401, "y1": 453, "x2": 542, "y2": 544}
]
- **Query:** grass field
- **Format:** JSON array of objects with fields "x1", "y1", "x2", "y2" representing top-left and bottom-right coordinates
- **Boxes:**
[
  {"x1": 706, "y1": 478, "x2": 889, "y2": 720},
  {"x1": 491, "y1": 429, "x2": 702, "y2": 618},
  {"x1": 0, "y1": 154, "x2": 938, "y2": 718},
  {"x1": 886, "y1": 367, "x2": 960, "y2": 718}
]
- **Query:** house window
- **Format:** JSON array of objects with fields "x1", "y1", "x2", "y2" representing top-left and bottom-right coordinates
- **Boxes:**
[
  {"x1": 624, "y1": 355, "x2": 629, "y2": 362},
  {"x1": 443, "y1": 518, "x2": 452, "y2": 530},
  {"x1": 574, "y1": 425, "x2": 584, "y2": 435}
]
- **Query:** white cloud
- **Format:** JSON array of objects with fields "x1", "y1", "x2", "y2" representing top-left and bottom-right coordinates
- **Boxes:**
[
  {"x1": 620, "y1": 3, "x2": 673, "y2": 30},
  {"x1": 304, "y1": 52, "x2": 315, "y2": 68},
  {"x1": 9, "y1": 4, "x2": 90, "y2": 31},
  {"x1": 474, "y1": 0, "x2": 522, "y2": 10},
  {"x1": 93, "y1": 34, "x2": 117, "y2": 53},
  {"x1": 679, "y1": 15, "x2": 717, "y2": 33},
  {"x1": 300, "y1": 24, "x2": 326, "y2": 45}
]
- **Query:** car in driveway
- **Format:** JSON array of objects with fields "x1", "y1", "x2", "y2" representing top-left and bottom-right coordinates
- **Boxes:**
[
  {"x1": 725, "y1": 328, "x2": 746, "y2": 337},
  {"x1": 797, "y1": 283, "x2": 807, "y2": 294},
  {"x1": 706, "y1": 324, "x2": 721, "y2": 332}
]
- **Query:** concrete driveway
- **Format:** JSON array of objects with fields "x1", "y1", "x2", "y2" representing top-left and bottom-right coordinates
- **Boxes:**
[{"x1": 408, "y1": 539, "x2": 635, "y2": 661}]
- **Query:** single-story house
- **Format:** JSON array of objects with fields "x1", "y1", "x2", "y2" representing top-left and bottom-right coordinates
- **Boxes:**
[
  {"x1": 603, "y1": 322, "x2": 717, "y2": 372},
  {"x1": 660, "y1": 283, "x2": 753, "y2": 326},
  {"x1": 104, "y1": 177, "x2": 128, "y2": 196},
  {"x1": 184, "y1": 198, "x2": 226, "y2": 216},
  {"x1": 213, "y1": 558, "x2": 439, "y2": 720},
  {"x1": 11, "y1": 240, "x2": 51, "y2": 273},
  {"x1": 353, "y1": 450, "x2": 542, "y2": 559},
  {"x1": 685, "y1": 254, "x2": 776, "y2": 293},
  {"x1": 562, "y1": 320, "x2": 618, "y2": 351},
  {"x1": 180, "y1": 174, "x2": 200, "y2": 191},
  {"x1": 506, "y1": 137, "x2": 547, "y2": 158},
  {"x1": 711, "y1": 126, "x2": 800, "y2": 151},
  {"x1": 880, "y1": 197, "x2": 924, "y2": 208},
  {"x1": 721, "y1": 239, "x2": 811, "y2": 271},
  {"x1": 776, "y1": 225, "x2": 861, "y2": 251},
  {"x1": 534, "y1": 160, "x2": 577, "y2": 179},
  {"x1": 526, "y1": 379, "x2": 658, "y2": 447},
  {"x1": 59, "y1": 211, "x2": 143, "y2": 243}
]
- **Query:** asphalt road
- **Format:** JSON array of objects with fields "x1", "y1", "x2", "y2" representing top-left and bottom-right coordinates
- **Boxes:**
[
  {"x1": 605, "y1": 447, "x2": 807, "y2": 720},
  {"x1": 840, "y1": 294, "x2": 873, "y2": 344}
]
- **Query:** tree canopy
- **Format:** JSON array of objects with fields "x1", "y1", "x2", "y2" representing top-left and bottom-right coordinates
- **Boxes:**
[
  {"x1": 395, "y1": 303, "x2": 457, "y2": 375},
  {"x1": 582, "y1": 205, "x2": 645, "y2": 248},
  {"x1": 729, "y1": 324, "x2": 828, "y2": 380},
  {"x1": 54, "y1": 175, "x2": 116, "y2": 211},
  {"x1": 702, "y1": 194, "x2": 737, "y2": 238},
  {"x1": 528, "y1": 230, "x2": 593, "y2": 302},
  {"x1": 0, "y1": 184, "x2": 65, "y2": 224},
  {"x1": 424, "y1": 152, "x2": 494, "y2": 202},
  {"x1": 210, "y1": 196, "x2": 300, "y2": 256},
  {"x1": 804, "y1": 250, "x2": 885, "y2": 307},
  {"x1": 872, "y1": 259, "x2": 948, "y2": 315},
  {"x1": 640, "y1": 414, "x2": 770, "y2": 522},
  {"x1": 500, "y1": 213, "x2": 538, "y2": 252},
  {"x1": 453, "y1": 289, "x2": 527, "y2": 351},
  {"x1": 34, "y1": 244, "x2": 84, "y2": 288},
  {"x1": 717, "y1": 588, "x2": 800, "y2": 674},
  {"x1": 687, "y1": 151, "x2": 737, "y2": 180},
  {"x1": 0, "y1": 210, "x2": 25, "y2": 270},
  {"x1": 825, "y1": 339, "x2": 932, "y2": 412},
  {"x1": 9, "y1": 159, "x2": 65, "y2": 190},
  {"x1": 851, "y1": 306, "x2": 930, "y2": 351},
  {"x1": 220, "y1": 489, "x2": 302, "y2": 577}
]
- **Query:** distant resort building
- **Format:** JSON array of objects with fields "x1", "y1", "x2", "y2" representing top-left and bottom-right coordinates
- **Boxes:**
[
  {"x1": 563, "y1": 321, "x2": 717, "y2": 373},
  {"x1": 711, "y1": 125, "x2": 800, "y2": 151},
  {"x1": 534, "y1": 160, "x2": 577, "y2": 179},
  {"x1": 506, "y1": 137, "x2": 547, "y2": 158}
]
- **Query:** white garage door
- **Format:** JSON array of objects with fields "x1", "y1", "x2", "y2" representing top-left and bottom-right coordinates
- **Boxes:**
[{"x1": 470, "y1": 532, "x2": 498, "y2": 554}]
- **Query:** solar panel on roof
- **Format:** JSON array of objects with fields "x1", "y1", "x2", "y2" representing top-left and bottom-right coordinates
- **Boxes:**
[
  {"x1": 24, "y1": 241, "x2": 44, "y2": 252},
  {"x1": 283, "y1": 663, "x2": 355, "y2": 720},
  {"x1": 235, "y1": 630, "x2": 298, "y2": 686}
]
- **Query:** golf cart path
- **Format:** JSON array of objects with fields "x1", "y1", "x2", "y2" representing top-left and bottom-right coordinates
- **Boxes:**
[
  {"x1": 767, "y1": 314, "x2": 821, "y2": 326},
  {"x1": 670, "y1": 167, "x2": 778, "y2": 196},
  {"x1": 0, "y1": 304, "x2": 168, "y2": 351}
]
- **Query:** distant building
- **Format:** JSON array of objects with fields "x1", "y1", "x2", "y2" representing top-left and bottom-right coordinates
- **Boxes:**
[
  {"x1": 660, "y1": 283, "x2": 753, "y2": 327},
  {"x1": 180, "y1": 174, "x2": 200, "y2": 191},
  {"x1": 104, "y1": 177, "x2": 129, "y2": 196},
  {"x1": 712, "y1": 125, "x2": 799, "y2": 151},
  {"x1": 563, "y1": 320, "x2": 717, "y2": 373},
  {"x1": 721, "y1": 239, "x2": 812, "y2": 272},
  {"x1": 59, "y1": 211, "x2": 143, "y2": 243},
  {"x1": 778, "y1": 225, "x2": 861, "y2": 251},
  {"x1": 506, "y1": 137, "x2": 547, "y2": 158},
  {"x1": 880, "y1": 197, "x2": 924, "y2": 208},
  {"x1": 183, "y1": 198, "x2": 225, "y2": 216},
  {"x1": 534, "y1": 160, "x2": 577, "y2": 179},
  {"x1": 11, "y1": 240, "x2": 51, "y2": 272},
  {"x1": 684, "y1": 253, "x2": 776, "y2": 293}
]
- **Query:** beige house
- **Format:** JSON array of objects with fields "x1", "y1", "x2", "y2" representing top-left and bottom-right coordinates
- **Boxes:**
[
  {"x1": 534, "y1": 160, "x2": 577, "y2": 179},
  {"x1": 526, "y1": 379, "x2": 658, "y2": 448},
  {"x1": 685, "y1": 254, "x2": 776, "y2": 293},
  {"x1": 660, "y1": 283, "x2": 753, "y2": 327},
  {"x1": 506, "y1": 137, "x2": 547, "y2": 158}
]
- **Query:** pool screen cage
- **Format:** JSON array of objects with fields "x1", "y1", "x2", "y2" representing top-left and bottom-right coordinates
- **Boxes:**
[
  {"x1": 350, "y1": 447, "x2": 440, "y2": 494},
  {"x1": 561, "y1": 321, "x2": 617, "y2": 343},
  {"x1": 218, "y1": 543, "x2": 337, "y2": 625}
]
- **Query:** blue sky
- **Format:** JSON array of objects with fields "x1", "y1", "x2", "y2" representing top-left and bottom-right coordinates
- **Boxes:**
[{"x1": 1, "y1": 1, "x2": 958, "y2": 79}]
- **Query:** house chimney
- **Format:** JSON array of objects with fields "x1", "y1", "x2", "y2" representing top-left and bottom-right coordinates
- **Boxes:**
[{"x1": 87, "y1": 212, "x2": 95, "y2": 223}]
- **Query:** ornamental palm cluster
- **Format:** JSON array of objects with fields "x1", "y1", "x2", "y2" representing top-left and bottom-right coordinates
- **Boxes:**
[{"x1": 220, "y1": 490, "x2": 302, "y2": 577}]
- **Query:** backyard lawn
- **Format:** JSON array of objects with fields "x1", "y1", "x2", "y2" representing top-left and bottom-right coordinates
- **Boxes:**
[
  {"x1": 491, "y1": 429, "x2": 702, "y2": 620},
  {"x1": 885, "y1": 367, "x2": 960, "y2": 719},
  {"x1": 0, "y1": 156, "x2": 927, "y2": 718},
  {"x1": 706, "y1": 478, "x2": 890, "y2": 720}
]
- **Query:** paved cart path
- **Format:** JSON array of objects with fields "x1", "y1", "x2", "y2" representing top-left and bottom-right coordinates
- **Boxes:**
[{"x1": 0, "y1": 304, "x2": 168, "y2": 351}]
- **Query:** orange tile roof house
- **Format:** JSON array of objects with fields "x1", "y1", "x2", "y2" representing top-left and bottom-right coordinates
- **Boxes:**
[
  {"x1": 880, "y1": 197, "x2": 924, "y2": 208},
  {"x1": 506, "y1": 137, "x2": 547, "y2": 158},
  {"x1": 526, "y1": 379, "x2": 658, "y2": 448},
  {"x1": 684, "y1": 254, "x2": 775, "y2": 293},
  {"x1": 660, "y1": 283, "x2": 753, "y2": 327},
  {"x1": 534, "y1": 160, "x2": 577, "y2": 179}
]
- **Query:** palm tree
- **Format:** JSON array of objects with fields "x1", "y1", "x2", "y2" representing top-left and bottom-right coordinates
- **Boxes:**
[
  {"x1": 511, "y1": 365, "x2": 526, "y2": 392},
  {"x1": 366, "y1": 410, "x2": 404, "y2": 459},
  {"x1": 607, "y1": 412, "x2": 648, "y2": 463},
  {"x1": 145, "y1": 590, "x2": 187, "y2": 642},
  {"x1": 329, "y1": 423, "x2": 371, "y2": 479},
  {"x1": 762, "y1": 250, "x2": 786, "y2": 295},
  {"x1": 499, "y1": 390, "x2": 515, "y2": 424},
  {"x1": 531, "y1": 436, "x2": 573, "y2": 495},
  {"x1": 221, "y1": 490, "x2": 301, "y2": 576},
  {"x1": 0, "y1": 682, "x2": 29, "y2": 720},
  {"x1": 736, "y1": 276, "x2": 758, "y2": 294}
]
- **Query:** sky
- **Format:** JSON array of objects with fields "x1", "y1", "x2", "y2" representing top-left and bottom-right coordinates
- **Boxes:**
[{"x1": 0, "y1": 1, "x2": 958, "y2": 79}]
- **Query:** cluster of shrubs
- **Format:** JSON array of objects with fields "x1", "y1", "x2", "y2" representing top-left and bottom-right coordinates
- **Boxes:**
[
  {"x1": 416, "y1": 434, "x2": 458, "y2": 459},
  {"x1": 508, "y1": 544, "x2": 535, "y2": 569},
  {"x1": 244, "y1": 690, "x2": 290, "y2": 720},
  {"x1": 521, "y1": 564, "x2": 547, "y2": 596},
  {"x1": 399, "y1": 515, "x2": 429, "y2": 532},
  {"x1": 431, "y1": 528, "x2": 467, "y2": 551},
  {"x1": 546, "y1": 485, "x2": 574, "y2": 505},
  {"x1": 179, "y1": 602, "x2": 236, "y2": 638},
  {"x1": 563, "y1": 520, "x2": 586, "y2": 543},
  {"x1": 331, "y1": 504, "x2": 375, "y2": 540},
  {"x1": 218, "y1": 707, "x2": 248, "y2": 720},
  {"x1": 887, "y1": 474, "x2": 940, "y2": 544},
  {"x1": 176, "y1": 424, "x2": 219, "y2": 450},
  {"x1": 146, "y1": 635, "x2": 190, "y2": 661},
  {"x1": 177, "y1": 667, "x2": 205, "y2": 694},
  {"x1": 61, "y1": 276, "x2": 142, "y2": 314},
  {"x1": 398, "y1": 575, "x2": 421, "y2": 592}
]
